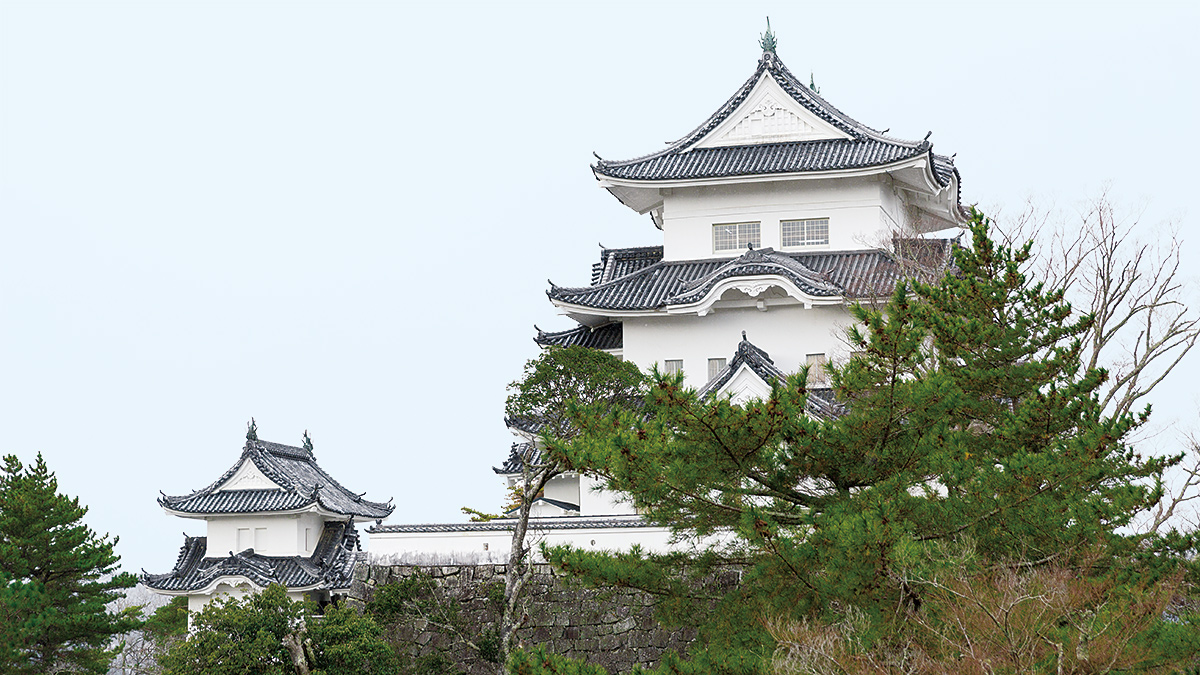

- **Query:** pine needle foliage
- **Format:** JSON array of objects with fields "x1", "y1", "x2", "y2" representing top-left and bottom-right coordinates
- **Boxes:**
[
  {"x1": 0, "y1": 453, "x2": 141, "y2": 674},
  {"x1": 522, "y1": 209, "x2": 1195, "y2": 674}
]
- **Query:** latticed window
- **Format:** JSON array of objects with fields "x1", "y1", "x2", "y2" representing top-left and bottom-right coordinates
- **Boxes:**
[
  {"x1": 806, "y1": 353, "x2": 828, "y2": 385},
  {"x1": 713, "y1": 222, "x2": 761, "y2": 252},
  {"x1": 708, "y1": 358, "x2": 727, "y2": 381},
  {"x1": 663, "y1": 359, "x2": 684, "y2": 375},
  {"x1": 782, "y1": 218, "x2": 829, "y2": 247}
]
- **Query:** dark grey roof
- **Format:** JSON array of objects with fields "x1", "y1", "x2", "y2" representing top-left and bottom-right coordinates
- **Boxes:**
[
  {"x1": 505, "y1": 497, "x2": 579, "y2": 517},
  {"x1": 592, "y1": 50, "x2": 960, "y2": 199},
  {"x1": 493, "y1": 442, "x2": 535, "y2": 475},
  {"x1": 141, "y1": 521, "x2": 362, "y2": 592},
  {"x1": 534, "y1": 323, "x2": 623, "y2": 350},
  {"x1": 370, "y1": 516, "x2": 658, "y2": 534},
  {"x1": 550, "y1": 246, "x2": 933, "y2": 311},
  {"x1": 591, "y1": 246, "x2": 663, "y2": 285},
  {"x1": 696, "y1": 334, "x2": 845, "y2": 420},
  {"x1": 695, "y1": 335, "x2": 787, "y2": 400},
  {"x1": 673, "y1": 247, "x2": 842, "y2": 304},
  {"x1": 159, "y1": 439, "x2": 393, "y2": 519}
]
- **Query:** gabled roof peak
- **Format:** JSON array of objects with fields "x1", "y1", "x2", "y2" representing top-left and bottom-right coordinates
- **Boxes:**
[
  {"x1": 159, "y1": 431, "x2": 393, "y2": 520},
  {"x1": 592, "y1": 46, "x2": 961, "y2": 213}
]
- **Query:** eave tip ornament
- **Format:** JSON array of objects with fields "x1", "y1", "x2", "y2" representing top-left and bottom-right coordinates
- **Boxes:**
[
  {"x1": 246, "y1": 417, "x2": 258, "y2": 442},
  {"x1": 759, "y1": 17, "x2": 777, "y2": 54}
]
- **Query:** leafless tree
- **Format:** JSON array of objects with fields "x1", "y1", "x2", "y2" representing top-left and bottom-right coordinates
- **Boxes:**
[
  {"x1": 994, "y1": 190, "x2": 1198, "y2": 422},
  {"x1": 992, "y1": 191, "x2": 1200, "y2": 536}
]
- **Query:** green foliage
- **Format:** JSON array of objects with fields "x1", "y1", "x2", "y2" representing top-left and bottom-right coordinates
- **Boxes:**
[
  {"x1": 143, "y1": 596, "x2": 188, "y2": 642},
  {"x1": 525, "y1": 210, "x2": 1197, "y2": 673},
  {"x1": 505, "y1": 345, "x2": 646, "y2": 443},
  {"x1": 307, "y1": 605, "x2": 400, "y2": 675},
  {"x1": 461, "y1": 506, "x2": 500, "y2": 522},
  {"x1": 509, "y1": 646, "x2": 611, "y2": 675},
  {"x1": 163, "y1": 584, "x2": 398, "y2": 675},
  {"x1": 0, "y1": 453, "x2": 141, "y2": 674}
]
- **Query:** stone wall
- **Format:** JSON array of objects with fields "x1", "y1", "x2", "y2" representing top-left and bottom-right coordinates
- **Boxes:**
[{"x1": 347, "y1": 563, "x2": 698, "y2": 674}]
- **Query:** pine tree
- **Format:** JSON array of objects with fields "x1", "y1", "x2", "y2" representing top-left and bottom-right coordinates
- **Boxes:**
[
  {"x1": 528, "y1": 209, "x2": 1196, "y2": 673},
  {"x1": 0, "y1": 453, "x2": 141, "y2": 674}
]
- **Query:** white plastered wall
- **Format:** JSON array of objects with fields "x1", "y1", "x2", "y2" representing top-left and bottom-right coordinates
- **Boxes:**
[
  {"x1": 542, "y1": 473, "x2": 581, "y2": 506},
  {"x1": 623, "y1": 304, "x2": 852, "y2": 390},
  {"x1": 369, "y1": 522, "x2": 674, "y2": 565},
  {"x1": 207, "y1": 513, "x2": 327, "y2": 558},
  {"x1": 578, "y1": 473, "x2": 636, "y2": 516},
  {"x1": 185, "y1": 582, "x2": 325, "y2": 622},
  {"x1": 659, "y1": 176, "x2": 893, "y2": 261}
]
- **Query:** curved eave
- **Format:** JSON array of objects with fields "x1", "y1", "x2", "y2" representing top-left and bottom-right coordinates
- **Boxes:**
[
  {"x1": 595, "y1": 153, "x2": 943, "y2": 191},
  {"x1": 548, "y1": 299, "x2": 664, "y2": 324},
  {"x1": 145, "y1": 575, "x2": 337, "y2": 597},
  {"x1": 160, "y1": 502, "x2": 385, "y2": 523},
  {"x1": 665, "y1": 274, "x2": 845, "y2": 316}
]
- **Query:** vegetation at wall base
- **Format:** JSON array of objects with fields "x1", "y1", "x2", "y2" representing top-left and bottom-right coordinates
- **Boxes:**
[
  {"x1": 506, "y1": 209, "x2": 1200, "y2": 674},
  {"x1": 0, "y1": 452, "x2": 141, "y2": 674},
  {"x1": 161, "y1": 584, "x2": 399, "y2": 675}
]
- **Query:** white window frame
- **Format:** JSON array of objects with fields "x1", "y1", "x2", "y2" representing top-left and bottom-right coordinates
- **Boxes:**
[
  {"x1": 781, "y1": 218, "x2": 830, "y2": 248},
  {"x1": 663, "y1": 359, "x2": 684, "y2": 375},
  {"x1": 713, "y1": 222, "x2": 761, "y2": 252}
]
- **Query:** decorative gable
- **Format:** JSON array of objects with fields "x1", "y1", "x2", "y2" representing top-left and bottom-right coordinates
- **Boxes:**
[
  {"x1": 719, "y1": 364, "x2": 775, "y2": 406},
  {"x1": 217, "y1": 460, "x2": 280, "y2": 492},
  {"x1": 693, "y1": 73, "x2": 849, "y2": 149}
]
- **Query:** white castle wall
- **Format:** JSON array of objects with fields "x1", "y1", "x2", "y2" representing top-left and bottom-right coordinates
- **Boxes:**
[
  {"x1": 659, "y1": 176, "x2": 903, "y2": 261},
  {"x1": 206, "y1": 511, "x2": 327, "y2": 558},
  {"x1": 623, "y1": 303, "x2": 852, "y2": 390},
  {"x1": 369, "y1": 520, "x2": 674, "y2": 565}
]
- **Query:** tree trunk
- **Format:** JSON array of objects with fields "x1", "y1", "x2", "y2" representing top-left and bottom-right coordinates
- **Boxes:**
[{"x1": 281, "y1": 623, "x2": 311, "y2": 675}]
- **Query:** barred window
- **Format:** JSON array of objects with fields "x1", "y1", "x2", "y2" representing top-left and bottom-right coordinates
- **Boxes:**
[
  {"x1": 663, "y1": 359, "x2": 684, "y2": 375},
  {"x1": 713, "y1": 222, "x2": 761, "y2": 252},
  {"x1": 782, "y1": 218, "x2": 829, "y2": 247},
  {"x1": 708, "y1": 358, "x2": 727, "y2": 381}
]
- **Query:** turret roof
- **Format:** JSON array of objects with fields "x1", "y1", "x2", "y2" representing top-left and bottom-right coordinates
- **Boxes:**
[
  {"x1": 592, "y1": 50, "x2": 960, "y2": 197},
  {"x1": 158, "y1": 438, "x2": 393, "y2": 520},
  {"x1": 550, "y1": 245, "x2": 940, "y2": 312},
  {"x1": 534, "y1": 322, "x2": 623, "y2": 350}
]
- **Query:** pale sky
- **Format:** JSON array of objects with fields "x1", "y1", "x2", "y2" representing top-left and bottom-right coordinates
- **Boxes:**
[{"x1": 2, "y1": 1, "x2": 1198, "y2": 575}]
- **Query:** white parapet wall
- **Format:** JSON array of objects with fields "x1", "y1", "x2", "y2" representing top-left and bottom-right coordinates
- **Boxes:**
[{"x1": 368, "y1": 516, "x2": 675, "y2": 565}]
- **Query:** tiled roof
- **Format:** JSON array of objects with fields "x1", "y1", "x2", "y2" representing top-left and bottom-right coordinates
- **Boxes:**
[
  {"x1": 370, "y1": 516, "x2": 658, "y2": 534},
  {"x1": 695, "y1": 335, "x2": 788, "y2": 400},
  {"x1": 534, "y1": 323, "x2": 623, "y2": 350},
  {"x1": 159, "y1": 438, "x2": 393, "y2": 519},
  {"x1": 696, "y1": 334, "x2": 846, "y2": 419},
  {"x1": 672, "y1": 247, "x2": 842, "y2": 304},
  {"x1": 493, "y1": 442, "x2": 536, "y2": 475},
  {"x1": 597, "y1": 139, "x2": 935, "y2": 182},
  {"x1": 141, "y1": 521, "x2": 363, "y2": 592},
  {"x1": 505, "y1": 497, "x2": 579, "y2": 517},
  {"x1": 550, "y1": 246, "x2": 935, "y2": 312},
  {"x1": 591, "y1": 246, "x2": 663, "y2": 285},
  {"x1": 592, "y1": 50, "x2": 959, "y2": 197}
]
